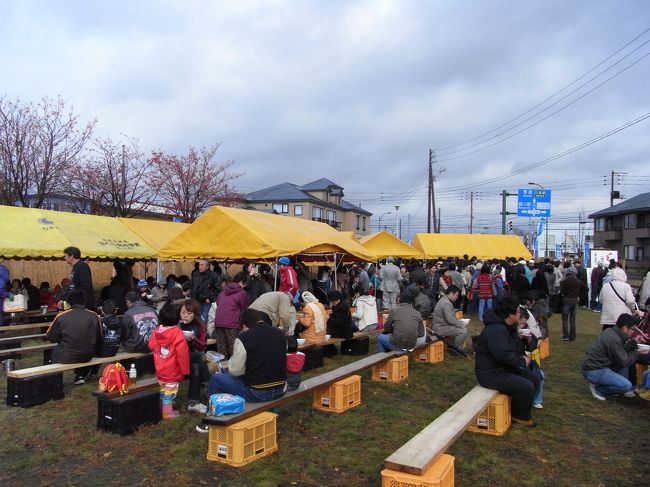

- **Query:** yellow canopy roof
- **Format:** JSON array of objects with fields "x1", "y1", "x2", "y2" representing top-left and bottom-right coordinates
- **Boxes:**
[
  {"x1": 359, "y1": 231, "x2": 423, "y2": 260},
  {"x1": 158, "y1": 206, "x2": 375, "y2": 261},
  {"x1": 412, "y1": 233, "x2": 532, "y2": 260},
  {"x1": 0, "y1": 205, "x2": 157, "y2": 260},
  {"x1": 118, "y1": 218, "x2": 189, "y2": 252}
]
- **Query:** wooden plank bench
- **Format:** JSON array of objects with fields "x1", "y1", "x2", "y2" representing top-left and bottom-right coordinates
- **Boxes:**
[
  {"x1": 0, "y1": 322, "x2": 53, "y2": 333},
  {"x1": 0, "y1": 333, "x2": 46, "y2": 345},
  {"x1": 383, "y1": 385, "x2": 499, "y2": 478},
  {"x1": 202, "y1": 350, "x2": 403, "y2": 427},
  {"x1": 0, "y1": 342, "x2": 56, "y2": 362},
  {"x1": 6, "y1": 351, "x2": 152, "y2": 407}
]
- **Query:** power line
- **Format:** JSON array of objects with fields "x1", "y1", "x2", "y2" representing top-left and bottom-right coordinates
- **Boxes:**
[
  {"x1": 437, "y1": 51, "x2": 650, "y2": 163},
  {"x1": 437, "y1": 112, "x2": 650, "y2": 193},
  {"x1": 436, "y1": 27, "x2": 650, "y2": 153}
]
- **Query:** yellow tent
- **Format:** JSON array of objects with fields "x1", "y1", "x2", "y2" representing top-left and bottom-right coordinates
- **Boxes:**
[
  {"x1": 412, "y1": 233, "x2": 531, "y2": 260},
  {"x1": 118, "y1": 218, "x2": 189, "y2": 253},
  {"x1": 0, "y1": 205, "x2": 157, "y2": 260},
  {"x1": 158, "y1": 206, "x2": 375, "y2": 262},
  {"x1": 359, "y1": 231, "x2": 423, "y2": 260}
]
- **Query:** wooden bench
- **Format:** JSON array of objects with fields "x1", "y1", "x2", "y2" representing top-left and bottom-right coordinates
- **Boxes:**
[
  {"x1": 382, "y1": 385, "x2": 499, "y2": 481},
  {"x1": 0, "y1": 322, "x2": 53, "y2": 333},
  {"x1": 0, "y1": 333, "x2": 46, "y2": 345},
  {"x1": 202, "y1": 350, "x2": 403, "y2": 427},
  {"x1": 0, "y1": 342, "x2": 56, "y2": 362},
  {"x1": 6, "y1": 351, "x2": 152, "y2": 407}
]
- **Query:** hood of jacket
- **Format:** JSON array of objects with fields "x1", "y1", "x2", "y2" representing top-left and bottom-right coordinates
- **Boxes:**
[
  {"x1": 103, "y1": 315, "x2": 123, "y2": 331},
  {"x1": 223, "y1": 282, "x2": 245, "y2": 296},
  {"x1": 355, "y1": 295, "x2": 376, "y2": 306},
  {"x1": 152, "y1": 324, "x2": 181, "y2": 347},
  {"x1": 482, "y1": 309, "x2": 505, "y2": 327},
  {"x1": 610, "y1": 267, "x2": 627, "y2": 283}
]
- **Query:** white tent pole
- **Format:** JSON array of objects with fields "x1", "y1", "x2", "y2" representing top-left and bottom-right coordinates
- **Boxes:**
[
  {"x1": 333, "y1": 253, "x2": 337, "y2": 291},
  {"x1": 273, "y1": 262, "x2": 278, "y2": 291}
]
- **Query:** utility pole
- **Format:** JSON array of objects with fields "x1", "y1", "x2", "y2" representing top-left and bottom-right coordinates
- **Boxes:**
[
  {"x1": 437, "y1": 208, "x2": 441, "y2": 233},
  {"x1": 428, "y1": 149, "x2": 433, "y2": 233},
  {"x1": 428, "y1": 149, "x2": 445, "y2": 233},
  {"x1": 610, "y1": 171, "x2": 626, "y2": 206},
  {"x1": 469, "y1": 191, "x2": 474, "y2": 234},
  {"x1": 500, "y1": 190, "x2": 517, "y2": 234}
]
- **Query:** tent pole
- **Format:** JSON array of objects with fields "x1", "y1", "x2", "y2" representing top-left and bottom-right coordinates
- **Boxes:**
[
  {"x1": 333, "y1": 253, "x2": 337, "y2": 291},
  {"x1": 156, "y1": 258, "x2": 162, "y2": 283},
  {"x1": 273, "y1": 262, "x2": 278, "y2": 291}
]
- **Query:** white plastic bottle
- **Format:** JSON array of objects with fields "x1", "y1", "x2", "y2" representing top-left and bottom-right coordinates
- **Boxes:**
[{"x1": 129, "y1": 363, "x2": 137, "y2": 386}]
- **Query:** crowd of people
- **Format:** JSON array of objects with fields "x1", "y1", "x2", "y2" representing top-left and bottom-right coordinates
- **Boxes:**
[{"x1": 4, "y1": 246, "x2": 650, "y2": 433}]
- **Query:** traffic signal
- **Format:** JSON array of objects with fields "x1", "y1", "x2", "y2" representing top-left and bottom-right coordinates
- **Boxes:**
[
  {"x1": 611, "y1": 190, "x2": 620, "y2": 199},
  {"x1": 508, "y1": 221, "x2": 513, "y2": 232}
]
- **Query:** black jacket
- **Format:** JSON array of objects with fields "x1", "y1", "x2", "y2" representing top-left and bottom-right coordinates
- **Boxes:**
[
  {"x1": 97, "y1": 314, "x2": 124, "y2": 357},
  {"x1": 327, "y1": 302, "x2": 354, "y2": 339},
  {"x1": 475, "y1": 310, "x2": 536, "y2": 382},
  {"x1": 66, "y1": 260, "x2": 96, "y2": 310},
  {"x1": 192, "y1": 270, "x2": 222, "y2": 303}
]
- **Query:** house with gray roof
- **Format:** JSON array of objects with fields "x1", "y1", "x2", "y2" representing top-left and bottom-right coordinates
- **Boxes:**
[
  {"x1": 241, "y1": 178, "x2": 372, "y2": 237},
  {"x1": 589, "y1": 191, "x2": 650, "y2": 279}
]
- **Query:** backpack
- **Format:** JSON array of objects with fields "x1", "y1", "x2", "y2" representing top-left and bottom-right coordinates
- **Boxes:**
[{"x1": 98, "y1": 363, "x2": 129, "y2": 395}]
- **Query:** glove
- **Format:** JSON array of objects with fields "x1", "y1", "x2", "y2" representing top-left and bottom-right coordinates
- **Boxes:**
[{"x1": 623, "y1": 338, "x2": 637, "y2": 353}]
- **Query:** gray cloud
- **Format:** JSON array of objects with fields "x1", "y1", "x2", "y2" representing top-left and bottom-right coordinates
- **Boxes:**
[{"x1": 2, "y1": 0, "x2": 649, "y2": 242}]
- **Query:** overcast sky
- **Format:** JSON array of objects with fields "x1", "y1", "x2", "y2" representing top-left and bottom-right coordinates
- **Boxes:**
[{"x1": 2, "y1": 0, "x2": 649, "y2": 247}]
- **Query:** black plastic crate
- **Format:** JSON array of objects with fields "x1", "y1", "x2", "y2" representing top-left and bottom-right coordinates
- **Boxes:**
[
  {"x1": 97, "y1": 389, "x2": 161, "y2": 435},
  {"x1": 341, "y1": 336, "x2": 370, "y2": 355},
  {"x1": 6, "y1": 372, "x2": 65, "y2": 407},
  {"x1": 302, "y1": 347, "x2": 324, "y2": 371}
]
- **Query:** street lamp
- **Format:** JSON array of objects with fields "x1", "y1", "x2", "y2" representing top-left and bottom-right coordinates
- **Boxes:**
[
  {"x1": 528, "y1": 182, "x2": 549, "y2": 258},
  {"x1": 378, "y1": 211, "x2": 391, "y2": 231}
]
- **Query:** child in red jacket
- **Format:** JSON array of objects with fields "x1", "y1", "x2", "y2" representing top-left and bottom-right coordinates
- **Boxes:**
[
  {"x1": 285, "y1": 336, "x2": 305, "y2": 391},
  {"x1": 148, "y1": 300, "x2": 190, "y2": 419}
]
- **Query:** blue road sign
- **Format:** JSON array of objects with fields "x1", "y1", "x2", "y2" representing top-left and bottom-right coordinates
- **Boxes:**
[{"x1": 517, "y1": 189, "x2": 551, "y2": 217}]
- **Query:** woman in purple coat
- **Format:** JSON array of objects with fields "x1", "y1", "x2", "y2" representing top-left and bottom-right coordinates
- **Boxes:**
[{"x1": 213, "y1": 272, "x2": 250, "y2": 358}]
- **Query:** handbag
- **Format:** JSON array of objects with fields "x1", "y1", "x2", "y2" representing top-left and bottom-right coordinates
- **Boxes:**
[{"x1": 3, "y1": 294, "x2": 27, "y2": 312}]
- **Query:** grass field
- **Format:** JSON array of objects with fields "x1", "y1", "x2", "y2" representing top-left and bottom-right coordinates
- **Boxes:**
[{"x1": 1, "y1": 309, "x2": 649, "y2": 486}]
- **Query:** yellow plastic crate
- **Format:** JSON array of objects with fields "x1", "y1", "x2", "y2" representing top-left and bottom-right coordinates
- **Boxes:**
[
  {"x1": 467, "y1": 393, "x2": 511, "y2": 436},
  {"x1": 206, "y1": 412, "x2": 278, "y2": 467},
  {"x1": 538, "y1": 337, "x2": 550, "y2": 359},
  {"x1": 381, "y1": 454, "x2": 455, "y2": 487},
  {"x1": 413, "y1": 341, "x2": 444, "y2": 364},
  {"x1": 372, "y1": 355, "x2": 409, "y2": 383},
  {"x1": 312, "y1": 375, "x2": 361, "y2": 413}
]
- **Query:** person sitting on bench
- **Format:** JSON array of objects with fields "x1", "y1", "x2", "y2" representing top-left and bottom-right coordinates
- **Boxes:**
[
  {"x1": 327, "y1": 291, "x2": 353, "y2": 339},
  {"x1": 46, "y1": 289, "x2": 102, "y2": 385},
  {"x1": 352, "y1": 287, "x2": 379, "y2": 331},
  {"x1": 296, "y1": 292, "x2": 327, "y2": 344},
  {"x1": 197, "y1": 309, "x2": 287, "y2": 433},
  {"x1": 376, "y1": 291, "x2": 425, "y2": 352},
  {"x1": 474, "y1": 293, "x2": 540, "y2": 427},
  {"x1": 431, "y1": 285, "x2": 467, "y2": 352}
]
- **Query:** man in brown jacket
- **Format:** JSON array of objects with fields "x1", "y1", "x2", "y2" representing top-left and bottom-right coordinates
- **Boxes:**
[{"x1": 47, "y1": 290, "x2": 102, "y2": 385}]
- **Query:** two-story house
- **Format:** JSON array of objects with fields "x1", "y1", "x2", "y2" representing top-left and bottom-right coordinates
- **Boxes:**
[
  {"x1": 589, "y1": 191, "x2": 650, "y2": 281},
  {"x1": 242, "y1": 178, "x2": 373, "y2": 237}
]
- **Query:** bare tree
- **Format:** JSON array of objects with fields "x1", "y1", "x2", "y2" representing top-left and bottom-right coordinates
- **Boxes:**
[
  {"x1": 0, "y1": 96, "x2": 95, "y2": 207},
  {"x1": 150, "y1": 144, "x2": 242, "y2": 222},
  {"x1": 67, "y1": 136, "x2": 161, "y2": 217}
]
